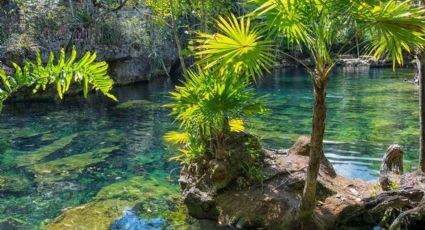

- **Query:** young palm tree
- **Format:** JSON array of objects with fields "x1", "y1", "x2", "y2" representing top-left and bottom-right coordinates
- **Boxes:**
[
  {"x1": 195, "y1": 0, "x2": 425, "y2": 226},
  {"x1": 417, "y1": 0, "x2": 425, "y2": 173},
  {"x1": 0, "y1": 47, "x2": 117, "y2": 111}
]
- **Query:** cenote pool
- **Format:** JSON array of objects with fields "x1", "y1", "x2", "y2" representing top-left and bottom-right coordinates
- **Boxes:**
[{"x1": 0, "y1": 67, "x2": 419, "y2": 229}]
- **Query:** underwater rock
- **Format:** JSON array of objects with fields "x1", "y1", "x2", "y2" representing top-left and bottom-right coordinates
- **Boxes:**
[
  {"x1": 0, "y1": 217, "x2": 28, "y2": 230},
  {"x1": 115, "y1": 100, "x2": 160, "y2": 110},
  {"x1": 27, "y1": 147, "x2": 119, "y2": 185},
  {"x1": 45, "y1": 199, "x2": 134, "y2": 230},
  {"x1": 110, "y1": 208, "x2": 164, "y2": 230},
  {"x1": 180, "y1": 135, "x2": 372, "y2": 229},
  {"x1": 95, "y1": 174, "x2": 178, "y2": 202},
  {"x1": 45, "y1": 173, "x2": 180, "y2": 230},
  {"x1": 16, "y1": 133, "x2": 78, "y2": 167},
  {"x1": 0, "y1": 175, "x2": 30, "y2": 194}
]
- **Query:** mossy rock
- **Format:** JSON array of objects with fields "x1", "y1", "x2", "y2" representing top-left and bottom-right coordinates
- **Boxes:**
[
  {"x1": 0, "y1": 175, "x2": 31, "y2": 194},
  {"x1": 95, "y1": 174, "x2": 178, "y2": 202},
  {"x1": 44, "y1": 199, "x2": 133, "y2": 230},
  {"x1": 27, "y1": 147, "x2": 119, "y2": 184},
  {"x1": 0, "y1": 217, "x2": 28, "y2": 230},
  {"x1": 115, "y1": 100, "x2": 160, "y2": 110},
  {"x1": 16, "y1": 133, "x2": 79, "y2": 167},
  {"x1": 45, "y1": 173, "x2": 180, "y2": 230}
]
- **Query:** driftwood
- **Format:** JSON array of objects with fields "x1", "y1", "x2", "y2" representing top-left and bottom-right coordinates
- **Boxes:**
[{"x1": 380, "y1": 145, "x2": 404, "y2": 191}]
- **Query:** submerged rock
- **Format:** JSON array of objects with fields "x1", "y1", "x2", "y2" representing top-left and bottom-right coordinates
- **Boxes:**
[
  {"x1": 45, "y1": 173, "x2": 180, "y2": 229},
  {"x1": 45, "y1": 199, "x2": 134, "y2": 230},
  {"x1": 180, "y1": 134, "x2": 372, "y2": 229},
  {"x1": 0, "y1": 175, "x2": 30, "y2": 194},
  {"x1": 16, "y1": 133, "x2": 78, "y2": 167},
  {"x1": 115, "y1": 100, "x2": 160, "y2": 110},
  {"x1": 110, "y1": 208, "x2": 164, "y2": 230},
  {"x1": 0, "y1": 217, "x2": 28, "y2": 230},
  {"x1": 27, "y1": 146, "x2": 119, "y2": 184}
]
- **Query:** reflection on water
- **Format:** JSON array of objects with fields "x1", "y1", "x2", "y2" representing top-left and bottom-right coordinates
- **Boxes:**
[{"x1": 0, "y1": 67, "x2": 418, "y2": 228}]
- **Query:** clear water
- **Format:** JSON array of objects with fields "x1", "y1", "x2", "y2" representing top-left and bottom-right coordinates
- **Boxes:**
[{"x1": 0, "y1": 67, "x2": 418, "y2": 228}]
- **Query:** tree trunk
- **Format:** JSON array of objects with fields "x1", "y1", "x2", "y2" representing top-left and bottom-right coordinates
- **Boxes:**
[
  {"x1": 418, "y1": 51, "x2": 425, "y2": 172},
  {"x1": 200, "y1": 0, "x2": 207, "y2": 33},
  {"x1": 169, "y1": 0, "x2": 187, "y2": 75},
  {"x1": 299, "y1": 75, "x2": 328, "y2": 226}
]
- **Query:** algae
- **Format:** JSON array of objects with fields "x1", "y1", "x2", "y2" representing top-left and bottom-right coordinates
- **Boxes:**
[
  {"x1": 115, "y1": 100, "x2": 160, "y2": 110},
  {"x1": 27, "y1": 147, "x2": 119, "y2": 184},
  {"x1": 95, "y1": 173, "x2": 178, "y2": 202},
  {"x1": 0, "y1": 175, "x2": 31, "y2": 194},
  {"x1": 44, "y1": 199, "x2": 133, "y2": 230},
  {"x1": 16, "y1": 133, "x2": 79, "y2": 167}
]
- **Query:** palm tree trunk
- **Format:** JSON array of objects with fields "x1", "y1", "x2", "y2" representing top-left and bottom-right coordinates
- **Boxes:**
[
  {"x1": 418, "y1": 51, "x2": 425, "y2": 172},
  {"x1": 299, "y1": 75, "x2": 328, "y2": 224}
]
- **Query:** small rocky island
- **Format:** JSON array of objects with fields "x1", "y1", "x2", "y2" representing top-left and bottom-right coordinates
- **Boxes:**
[{"x1": 179, "y1": 134, "x2": 425, "y2": 229}]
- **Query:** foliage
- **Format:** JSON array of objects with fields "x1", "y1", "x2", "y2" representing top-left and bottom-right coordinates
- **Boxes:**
[
  {"x1": 165, "y1": 69, "x2": 267, "y2": 163},
  {"x1": 0, "y1": 47, "x2": 117, "y2": 111},
  {"x1": 249, "y1": 0, "x2": 425, "y2": 69},
  {"x1": 195, "y1": 14, "x2": 275, "y2": 78}
]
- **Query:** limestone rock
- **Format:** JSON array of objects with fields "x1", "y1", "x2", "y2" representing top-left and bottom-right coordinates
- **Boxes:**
[{"x1": 180, "y1": 135, "x2": 372, "y2": 229}]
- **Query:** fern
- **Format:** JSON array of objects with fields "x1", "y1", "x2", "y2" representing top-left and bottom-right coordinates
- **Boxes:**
[{"x1": 0, "y1": 47, "x2": 117, "y2": 111}]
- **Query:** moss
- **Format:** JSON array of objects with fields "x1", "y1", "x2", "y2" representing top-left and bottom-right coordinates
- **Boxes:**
[
  {"x1": 27, "y1": 147, "x2": 119, "y2": 184},
  {"x1": 115, "y1": 100, "x2": 159, "y2": 110},
  {"x1": 0, "y1": 175, "x2": 31, "y2": 194},
  {"x1": 16, "y1": 133, "x2": 79, "y2": 167},
  {"x1": 95, "y1": 173, "x2": 178, "y2": 202},
  {"x1": 44, "y1": 199, "x2": 133, "y2": 230},
  {"x1": 44, "y1": 173, "x2": 180, "y2": 230}
]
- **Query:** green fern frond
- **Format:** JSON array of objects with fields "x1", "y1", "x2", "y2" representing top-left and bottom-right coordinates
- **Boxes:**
[{"x1": 0, "y1": 47, "x2": 117, "y2": 111}]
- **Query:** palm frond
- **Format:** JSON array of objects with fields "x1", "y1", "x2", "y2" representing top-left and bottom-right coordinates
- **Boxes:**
[
  {"x1": 355, "y1": 0, "x2": 425, "y2": 68},
  {"x1": 195, "y1": 14, "x2": 275, "y2": 79}
]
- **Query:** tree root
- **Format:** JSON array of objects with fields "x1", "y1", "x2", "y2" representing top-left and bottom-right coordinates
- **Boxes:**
[{"x1": 337, "y1": 187, "x2": 425, "y2": 229}]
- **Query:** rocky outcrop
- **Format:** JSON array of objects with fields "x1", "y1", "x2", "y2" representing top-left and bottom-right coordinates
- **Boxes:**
[{"x1": 180, "y1": 134, "x2": 372, "y2": 229}]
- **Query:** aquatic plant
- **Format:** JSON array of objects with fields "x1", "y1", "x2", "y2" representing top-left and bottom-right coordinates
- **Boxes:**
[{"x1": 0, "y1": 47, "x2": 117, "y2": 111}]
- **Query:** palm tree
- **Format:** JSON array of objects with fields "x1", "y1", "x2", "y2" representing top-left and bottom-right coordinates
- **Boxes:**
[
  {"x1": 195, "y1": 0, "x2": 425, "y2": 226},
  {"x1": 0, "y1": 47, "x2": 116, "y2": 111},
  {"x1": 417, "y1": 0, "x2": 425, "y2": 173}
]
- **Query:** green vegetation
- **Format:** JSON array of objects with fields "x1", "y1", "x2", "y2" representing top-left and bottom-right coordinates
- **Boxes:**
[
  {"x1": 27, "y1": 147, "x2": 119, "y2": 184},
  {"x1": 16, "y1": 133, "x2": 78, "y2": 167},
  {"x1": 191, "y1": 0, "x2": 425, "y2": 224},
  {"x1": 165, "y1": 68, "x2": 268, "y2": 163},
  {"x1": 0, "y1": 47, "x2": 116, "y2": 110}
]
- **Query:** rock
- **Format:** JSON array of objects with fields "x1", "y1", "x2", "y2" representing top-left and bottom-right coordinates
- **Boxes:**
[
  {"x1": 27, "y1": 146, "x2": 119, "y2": 185},
  {"x1": 0, "y1": 217, "x2": 28, "y2": 230},
  {"x1": 288, "y1": 136, "x2": 337, "y2": 178},
  {"x1": 45, "y1": 199, "x2": 134, "y2": 230},
  {"x1": 179, "y1": 134, "x2": 371, "y2": 229},
  {"x1": 16, "y1": 133, "x2": 79, "y2": 167},
  {"x1": 288, "y1": 135, "x2": 311, "y2": 156},
  {"x1": 115, "y1": 100, "x2": 160, "y2": 110},
  {"x1": 110, "y1": 208, "x2": 164, "y2": 230},
  {"x1": 45, "y1": 172, "x2": 181, "y2": 229},
  {"x1": 0, "y1": 175, "x2": 30, "y2": 194}
]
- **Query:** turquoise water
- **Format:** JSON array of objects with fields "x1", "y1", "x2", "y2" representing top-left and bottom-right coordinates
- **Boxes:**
[{"x1": 0, "y1": 67, "x2": 419, "y2": 229}]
